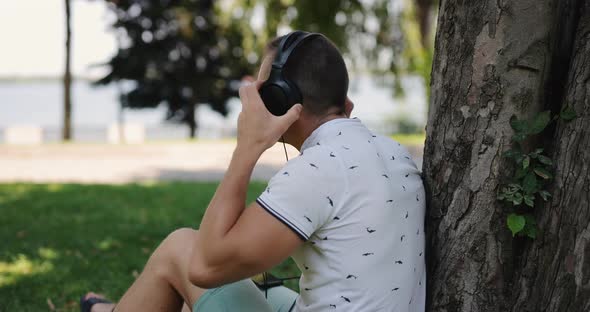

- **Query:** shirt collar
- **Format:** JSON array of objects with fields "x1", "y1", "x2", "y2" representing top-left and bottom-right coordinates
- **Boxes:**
[{"x1": 300, "y1": 117, "x2": 361, "y2": 151}]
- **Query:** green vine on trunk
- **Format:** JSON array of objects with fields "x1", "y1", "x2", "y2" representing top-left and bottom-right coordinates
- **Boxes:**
[{"x1": 498, "y1": 106, "x2": 577, "y2": 238}]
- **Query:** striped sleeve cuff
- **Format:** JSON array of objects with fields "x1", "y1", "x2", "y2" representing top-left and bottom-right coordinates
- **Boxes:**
[{"x1": 256, "y1": 198, "x2": 309, "y2": 241}]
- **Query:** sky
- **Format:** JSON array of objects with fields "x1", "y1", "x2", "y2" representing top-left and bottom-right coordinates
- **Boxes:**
[{"x1": 0, "y1": 0, "x2": 116, "y2": 78}]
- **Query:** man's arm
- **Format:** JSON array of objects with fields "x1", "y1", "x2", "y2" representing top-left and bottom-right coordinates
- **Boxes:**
[{"x1": 188, "y1": 81, "x2": 303, "y2": 288}]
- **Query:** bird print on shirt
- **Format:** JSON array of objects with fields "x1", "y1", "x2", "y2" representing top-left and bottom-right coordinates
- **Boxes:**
[
  {"x1": 400, "y1": 235, "x2": 406, "y2": 241},
  {"x1": 342, "y1": 146, "x2": 350, "y2": 150},
  {"x1": 391, "y1": 155, "x2": 396, "y2": 160},
  {"x1": 366, "y1": 227, "x2": 376, "y2": 233},
  {"x1": 327, "y1": 196, "x2": 334, "y2": 207},
  {"x1": 329, "y1": 304, "x2": 337, "y2": 308},
  {"x1": 349, "y1": 165, "x2": 358, "y2": 169},
  {"x1": 346, "y1": 274, "x2": 358, "y2": 279},
  {"x1": 341, "y1": 296, "x2": 351, "y2": 303},
  {"x1": 309, "y1": 163, "x2": 319, "y2": 169},
  {"x1": 392, "y1": 287, "x2": 400, "y2": 291},
  {"x1": 333, "y1": 216, "x2": 340, "y2": 220},
  {"x1": 382, "y1": 174, "x2": 389, "y2": 179},
  {"x1": 395, "y1": 260, "x2": 403, "y2": 264},
  {"x1": 283, "y1": 171, "x2": 290, "y2": 176},
  {"x1": 330, "y1": 152, "x2": 336, "y2": 157},
  {"x1": 362, "y1": 252, "x2": 374, "y2": 256},
  {"x1": 304, "y1": 215, "x2": 312, "y2": 223}
]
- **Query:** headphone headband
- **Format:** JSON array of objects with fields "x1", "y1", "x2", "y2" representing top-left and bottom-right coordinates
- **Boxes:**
[{"x1": 273, "y1": 31, "x2": 322, "y2": 68}]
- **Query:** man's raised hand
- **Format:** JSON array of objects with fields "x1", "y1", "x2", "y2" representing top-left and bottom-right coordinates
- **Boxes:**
[{"x1": 236, "y1": 81, "x2": 302, "y2": 153}]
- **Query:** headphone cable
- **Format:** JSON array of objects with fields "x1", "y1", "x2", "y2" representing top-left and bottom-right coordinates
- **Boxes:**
[{"x1": 281, "y1": 136, "x2": 289, "y2": 162}]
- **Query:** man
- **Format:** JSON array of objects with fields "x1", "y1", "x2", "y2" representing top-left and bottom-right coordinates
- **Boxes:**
[{"x1": 82, "y1": 31, "x2": 425, "y2": 312}]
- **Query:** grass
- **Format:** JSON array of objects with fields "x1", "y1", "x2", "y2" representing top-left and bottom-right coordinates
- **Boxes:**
[
  {"x1": 0, "y1": 182, "x2": 300, "y2": 312},
  {"x1": 391, "y1": 133, "x2": 426, "y2": 146}
]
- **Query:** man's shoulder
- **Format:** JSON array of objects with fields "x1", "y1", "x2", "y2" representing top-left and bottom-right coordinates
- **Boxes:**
[{"x1": 276, "y1": 145, "x2": 345, "y2": 179}]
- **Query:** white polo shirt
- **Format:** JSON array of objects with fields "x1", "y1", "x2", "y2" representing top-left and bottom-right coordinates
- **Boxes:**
[{"x1": 257, "y1": 118, "x2": 426, "y2": 312}]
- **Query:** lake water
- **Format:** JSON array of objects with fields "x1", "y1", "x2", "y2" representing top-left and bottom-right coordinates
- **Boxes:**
[{"x1": 0, "y1": 76, "x2": 426, "y2": 142}]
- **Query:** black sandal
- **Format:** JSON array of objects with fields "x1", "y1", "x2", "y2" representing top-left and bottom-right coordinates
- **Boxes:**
[{"x1": 80, "y1": 295, "x2": 113, "y2": 312}]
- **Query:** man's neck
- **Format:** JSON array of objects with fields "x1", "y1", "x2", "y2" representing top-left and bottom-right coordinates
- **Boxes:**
[{"x1": 292, "y1": 113, "x2": 347, "y2": 151}]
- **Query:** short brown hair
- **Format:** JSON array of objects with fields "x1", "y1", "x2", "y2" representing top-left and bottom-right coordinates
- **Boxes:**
[{"x1": 266, "y1": 33, "x2": 349, "y2": 116}]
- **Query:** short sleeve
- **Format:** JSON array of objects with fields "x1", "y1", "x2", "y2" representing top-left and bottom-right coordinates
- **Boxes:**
[{"x1": 257, "y1": 147, "x2": 343, "y2": 241}]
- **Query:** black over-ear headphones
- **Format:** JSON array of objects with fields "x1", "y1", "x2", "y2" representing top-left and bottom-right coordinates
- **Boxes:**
[{"x1": 259, "y1": 31, "x2": 322, "y2": 116}]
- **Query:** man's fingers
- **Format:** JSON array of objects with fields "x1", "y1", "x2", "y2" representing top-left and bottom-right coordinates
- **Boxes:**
[
  {"x1": 245, "y1": 82, "x2": 265, "y2": 110},
  {"x1": 238, "y1": 85, "x2": 249, "y2": 106},
  {"x1": 254, "y1": 80, "x2": 265, "y2": 90},
  {"x1": 278, "y1": 104, "x2": 303, "y2": 128}
]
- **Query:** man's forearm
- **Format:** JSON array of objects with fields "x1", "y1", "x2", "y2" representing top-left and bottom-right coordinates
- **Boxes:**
[{"x1": 196, "y1": 145, "x2": 263, "y2": 264}]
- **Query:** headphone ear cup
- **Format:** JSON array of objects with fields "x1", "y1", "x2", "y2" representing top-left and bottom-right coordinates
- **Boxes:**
[{"x1": 259, "y1": 82, "x2": 290, "y2": 116}]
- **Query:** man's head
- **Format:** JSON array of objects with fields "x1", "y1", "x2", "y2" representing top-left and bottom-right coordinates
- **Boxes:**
[
  {"x1": 260, "y1": 32, "x2": 349, "y2": 116},
  {"x1": 257, "y1": 31, "x2": 352, "y2": 149}
]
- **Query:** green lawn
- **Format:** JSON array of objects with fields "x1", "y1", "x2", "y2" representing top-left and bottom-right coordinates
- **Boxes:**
[{"x1": 0, "y1": 182, "x2": 300, "y2": 312}]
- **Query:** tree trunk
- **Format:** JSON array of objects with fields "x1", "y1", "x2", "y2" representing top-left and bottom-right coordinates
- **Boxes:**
[
  {"x1": 62, "y1": 0, "x2": 72, "y2": 141},
  {"x1": 187, "y1": 104, "x2": 197, "y2": 139},
  {"x1": 511, "y1": 2, "x2": 590, "y2": 311},
  {"x1": 423, "y1": 0, "x2": 588, "y2": 311},
  {"x1": 414, "y1": 0, "x2": 434, "y2": 48}
]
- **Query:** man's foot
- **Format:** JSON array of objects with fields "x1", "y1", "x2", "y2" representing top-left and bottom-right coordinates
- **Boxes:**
[{"x1": 81, "y1": 292, "x2": 116, "y2": 312}]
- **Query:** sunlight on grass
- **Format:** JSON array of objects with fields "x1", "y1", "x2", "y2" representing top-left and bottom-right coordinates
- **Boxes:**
[
  {"x1": 97, "y1": 237, "x2": 122, "y2": 251},
  {"x1": 0, "y1": 250, "x2": 56, "y2": 287},
  {"x1": 391, "y1": 133, "x2": 426, "y2": 146}
]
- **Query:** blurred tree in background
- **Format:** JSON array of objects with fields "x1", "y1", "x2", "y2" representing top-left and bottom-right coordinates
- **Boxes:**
[
  {"x1": 63, "y1": 0, "x2": 73, "y2": 141},
  {"x1": 97, "y1": 0, "x2": 253, "y2": 137},
  {"x1": 98, "y1": 0, "x2": 436, "y2": 136}
]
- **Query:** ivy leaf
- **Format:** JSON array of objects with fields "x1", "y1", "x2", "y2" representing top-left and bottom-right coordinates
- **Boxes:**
[
  {"x1": 539, "y1": 190, "x2": 551, "y2": 201},
  {"x1": 523, "y1": 215, "x2": 537, "y2": 239},
  {"x1": 529, "y1": 111, "x2": 551, "y2": 134},
  {"x1": 537, "y1": 155, "x2": 553, "y2": 165},
  {"x1": 534, "y1": 167, "x2": 552, "y2": 180},
  {"x1": 503, "y1": 149, "x2": 522, "y2": 159},
  {"x1": 524, "y1": 194, "x2": 535, "y2": 207},
  {"x1": 523, "y1": 156, "x2": 530, "y2": 169},
  {"x1": 510, "y1": 116, "x2": 528, "y2": 133},
  {"x1": 507, "y1": 213, "x2": 526, "y2": 236},
  {"x1": 523, "y1": 172, "x2": 538, "y2": 194},
  {"x1": 524, "y1": 225, "x2": 537, "y2": 239},
  {"x1": 513, "y1": 133, "x2": 528, "y2": 142},
  {"x1": 515, "y1": 167, "x2": 527, "y2": 179},
  {"x1": 560, "y1": 106, "x2": 577, "y2": 121},
  {"x1": 512, "y1": 192, "x2": 523, "y2": 205}
]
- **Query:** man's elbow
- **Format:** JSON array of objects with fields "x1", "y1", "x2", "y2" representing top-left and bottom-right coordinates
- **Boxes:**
[{"x1": 188, "y1": 263, "x2": 225, "y2": 289}]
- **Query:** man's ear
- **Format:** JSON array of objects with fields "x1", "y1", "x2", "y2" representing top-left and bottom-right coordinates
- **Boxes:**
[{"x1": 344, "y1": 97, "x2": 354, "y2": 118}]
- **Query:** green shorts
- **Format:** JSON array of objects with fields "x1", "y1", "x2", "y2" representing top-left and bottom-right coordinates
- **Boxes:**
[{"x1": 193, "y1": 279, "x2": 298, "y2": 312}]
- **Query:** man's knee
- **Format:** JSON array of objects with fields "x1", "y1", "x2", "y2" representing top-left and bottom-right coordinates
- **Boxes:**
[{"x1": 150, "y1": 228, "x2": 197, "y2": 277}]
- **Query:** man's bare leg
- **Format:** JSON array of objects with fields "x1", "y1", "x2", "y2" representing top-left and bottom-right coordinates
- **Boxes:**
[{"x1": 84, "y1": 228, "x2": 207, "y2": 312}]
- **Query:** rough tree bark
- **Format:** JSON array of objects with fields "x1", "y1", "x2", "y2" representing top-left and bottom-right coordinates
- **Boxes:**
[
  {"x1": 512, "y1": 2, "x2": 590, "y2": 311},
  {"x1": 62, "y1": 0, "x2": 72, "y2": 141},
  {"x1": 423, "y1": 0, "x2": 588, "y2": 311}
]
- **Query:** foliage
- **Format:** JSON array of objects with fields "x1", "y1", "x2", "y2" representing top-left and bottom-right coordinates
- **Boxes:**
[
  {"x1": 215, "y1": 0, "x2": 433, "y2": 95},
  {"x1": 499, "y1": 107, "x2": 577, "y2": 238},
  {"x1": 0, "y1": 183, "x2": 299, "y2": 311},
  {"x1": 97, "y1": 0, "x2": 434, "y2": 137},
  {"x1": 388, "y1": 112, "x2": 425, "y2": 134},
  {"x1": 391, "y1": 133, "x2": 426, "y2": 146},
  {"x1": 97, "y1": 0, "x2": 254, "y2": 136}
]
